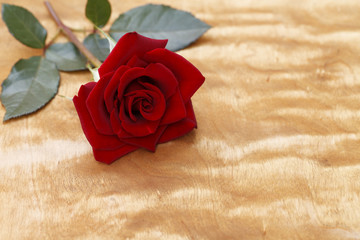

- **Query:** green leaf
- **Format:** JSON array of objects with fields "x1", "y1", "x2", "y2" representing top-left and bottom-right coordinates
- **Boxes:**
[
  {"x1": 85, "y1": 0, "x2": 111, "y2": 28},
  {"x1": 45, "y1": 42, "x2": 87, "y2": 71},
  {"x1": 1, "y1": 4, "x2": 47, "y2": 49},
  {"x1": 0, "y1": 56, "x2": 60, "y2": 121},
  {"x1": 83, "y1": 33, "x2": 110, "y2": 62},
  {"x1": 109, "y1": 4, "x2": 211, "y2": 51}
]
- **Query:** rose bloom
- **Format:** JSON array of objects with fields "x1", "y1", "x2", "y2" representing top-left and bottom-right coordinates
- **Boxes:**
[{"x1": 73, "y1": 32, "x2": 205, "y2": 164}]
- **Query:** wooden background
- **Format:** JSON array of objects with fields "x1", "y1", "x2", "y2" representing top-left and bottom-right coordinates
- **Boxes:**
[{"x1": 1, "y1": 0, "x2": 360, "y2": 239}]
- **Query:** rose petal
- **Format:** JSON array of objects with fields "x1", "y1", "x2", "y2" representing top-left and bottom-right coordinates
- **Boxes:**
[
  {"x1": 117, "y1": 67, "x2": 146, "y2": 99},
  {"x1": 73, "y1": 82, "x2": 126, "y2": 150},
  {"x1": 142, "y1": 63, "x2": 178, "y2": 99},
  {"x1": 120, "y1": 125, "x2": 167, "y2": 152},
  {"x1": 124, "y1": 80, "x2": 145, "y2": 94},
  {"x1": 85, "y1": 71, "x2": 114, "y2": 135},
  {"x1": 99, "y1": 32, "x2": 167, "y2": 76},
  {"x1": 93, "y1": 144, "x2": 139, "y2": 164},
  {"x1": 158, "y1": 100, "x2": 197, "y2": 144},
  {"x1": 125, "y1": 91, "x2": 151, "y2": 122},
  {"x1": 120, "y1": 101, "x2": 160, "y2": 137},
  {"x1": 144, "y1": 48, "x2": 205, "y2": 102},
  {"x1": 110, "y1": 108, "x2": 133, "y2": 138},
  {"x1": 104, "y1": 65, "x2": 129, "y2": 113},
  {"x1": 127, "y1": 55, "x2": 148, "y2": 68},
  {"x1": 138, "y1": 82, "x2": 166, "y2": 121},
  {"x1": 111, "y1": 106, "x2": 162, "y2": 141},
  {"x1": 126, "y1": 94, "x2": 139, "y2": 122},
  {"x1": 160, "y1": 88, "x2": 186, "y2": 125},
  {"x1": 117, "y1": 63, "x2": 178, "y2": 100}
]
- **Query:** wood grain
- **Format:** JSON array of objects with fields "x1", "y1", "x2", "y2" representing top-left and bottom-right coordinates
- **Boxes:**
[{"x1": 1, "y1": 0, "x2": 360, "y2": 239}]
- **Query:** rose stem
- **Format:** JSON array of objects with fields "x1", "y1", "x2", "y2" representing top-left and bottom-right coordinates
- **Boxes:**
[
  {"x1": 44, "y1": 1, "x2": 102, "y2": 68},
  {"x1": 57, "y1": 94, "x2": 72, "y2": 101}
]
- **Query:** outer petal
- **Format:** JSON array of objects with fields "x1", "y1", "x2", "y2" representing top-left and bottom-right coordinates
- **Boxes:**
[
  {"x1": 144, "y1": 48, "x2": 205, "y2": 103},
  {"x1": 104, "y1": 65, "x2": 130, "y2": 113},
  {"x1": 99, "y1": 32, "x2": 167, "y2": 76},
  {"x1": 93, "y1": 144, "x2": 139, "y2": 164},
  {"x1": 127, "y1": 55, "x2": 149, "y2": 68},
  {"x1": 158, "y1": 101, "x2": 197, "y2": 144},
  {"x1": 120, "y1": 125, "x2": 167, "y2": 152},
  {"x1": 73, "y1": 82, "x2": 126, "y2": 150},
  {"x1": 160, "y1": 88, "x2": 186, "y2": 125},
  {"x1": 86, "y1": 71, "x2": 114, "y2": 135}
]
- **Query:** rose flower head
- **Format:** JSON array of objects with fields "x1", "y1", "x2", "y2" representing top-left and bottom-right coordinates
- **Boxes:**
[{"x1": 73, "y1": 32, "x2": 205, "y2": 164}]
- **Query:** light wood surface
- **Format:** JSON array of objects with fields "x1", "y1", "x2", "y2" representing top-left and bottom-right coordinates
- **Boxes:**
[{"x1": 1, "y1": 0, "x2": 360, "y2": 239}]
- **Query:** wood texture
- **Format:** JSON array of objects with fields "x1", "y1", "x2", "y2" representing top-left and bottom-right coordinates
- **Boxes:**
[{"x1": 1, "y1": 0, "x2": 360, "y2": 239}]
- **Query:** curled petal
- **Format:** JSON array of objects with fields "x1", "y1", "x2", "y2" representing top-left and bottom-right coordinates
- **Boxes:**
[
  {"x1": 99, "y1": 32, "x2": 167, "y2": 77},
  {"x1": 110, "y1": 108, "x2": 132, "y2": 139},
  {"x1": 117, "y1": 63, "x2": 178, "y2": 100},
  {"x1": 104, "y1": 65, "x2": 129, "y2": 113},
  {"x1": 144, "y1": 48, "x2": 205, "y2": 103},
  {"x1": 142, "y1": 63, "x2": 178, "y2": 99},
  {"x1": 160, "y1": 88, "x2": 186, "y2": 125},
  {"x1": 159, "y1": 100, "x2": 197, "y2": 144},
  {"x1": 138, "y1": 82, "x2": 166, "y2": 121},
  {"x1": 73, "y1": 82, "x2": 126, "y2": 150},
  {"x1": 127, "y1": 55, "x2": 149, "y2": 68},
  {"x1": 85, "y1": 71, "x2": 114, "y2": 135},
  {"x1": 117, "y1": 67, "x2": 146, "y2": 99},
  {"x1": 120, "y1": 101, "x2": 160, "y2": 137},
  {"x1": 126, "y1": 94, "x2": 140, "y2": 122}
]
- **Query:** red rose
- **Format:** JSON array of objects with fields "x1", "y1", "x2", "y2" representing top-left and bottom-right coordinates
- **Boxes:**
[{"x1": 73, "y1": 32, "x2": 205, "y2": 164}]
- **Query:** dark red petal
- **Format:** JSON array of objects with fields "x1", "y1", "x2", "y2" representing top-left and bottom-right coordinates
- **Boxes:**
[
  {"x1": 73, "y1": 82, "x2": 126, "y2": 150},
  {"x1": 110, "y1": 108, "x2": 133, "y2": 138},
  {"x1": 160, "y1": 88, "x2": 186, "y2": 125},
  {"x1": 124, "y1": 80, "x2": 145, "y2": 94},
  {"x1": 117, "y1": 67, "x2": 146, "y2": 99},
  {"x1": 120, "y1": 125, "x2": 167, "y2": 152},
  {"x1": 93, "y1": 144, "x2": 139, "y2": 164},
  {"x1": 85, "y1": 72, "x2": 114, "y2": 135},
  {"x1": 144, "y1": 48, "x2": 205, "y2": 102},
  {"x1": 125, "y1": 92, "x2": 148, "y2": 122},
  {"x1": 158, "y1": 101, "x2": 197, "y2": 144},
  {"x1": 126, "y1": 94, "x2": 138, "y2": 121},
  {"x1": 143, "y1": 63, "x2": 178, "y2": 99},
  {"x1": 127, "y1": 55, "x2": 149, "y2": 68},
  {"x1": 120, "y1": 101, "x2": 160, "y2": 137},
  {"x1": 138, "y1": 82, "x2": 166, "y2": 121},
  {"x1": 104, "y1": 65, "x2": 129, "y2": 113},
  {"x1": 99, "y1": 32, "x2": 167, "y2": 77}
]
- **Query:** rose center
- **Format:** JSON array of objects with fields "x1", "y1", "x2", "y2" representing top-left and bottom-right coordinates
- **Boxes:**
[{"x1": 120, "y1": 79, "x2": 166, "y2": 122}]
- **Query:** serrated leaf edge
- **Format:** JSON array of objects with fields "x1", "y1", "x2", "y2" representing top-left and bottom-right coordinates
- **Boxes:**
[
  {"x1": 1, "y1": 57, "x2": 60, "y2": 122},
  {"x1": 1, "y1": 4, "x2": 47, "y2": 49}
]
